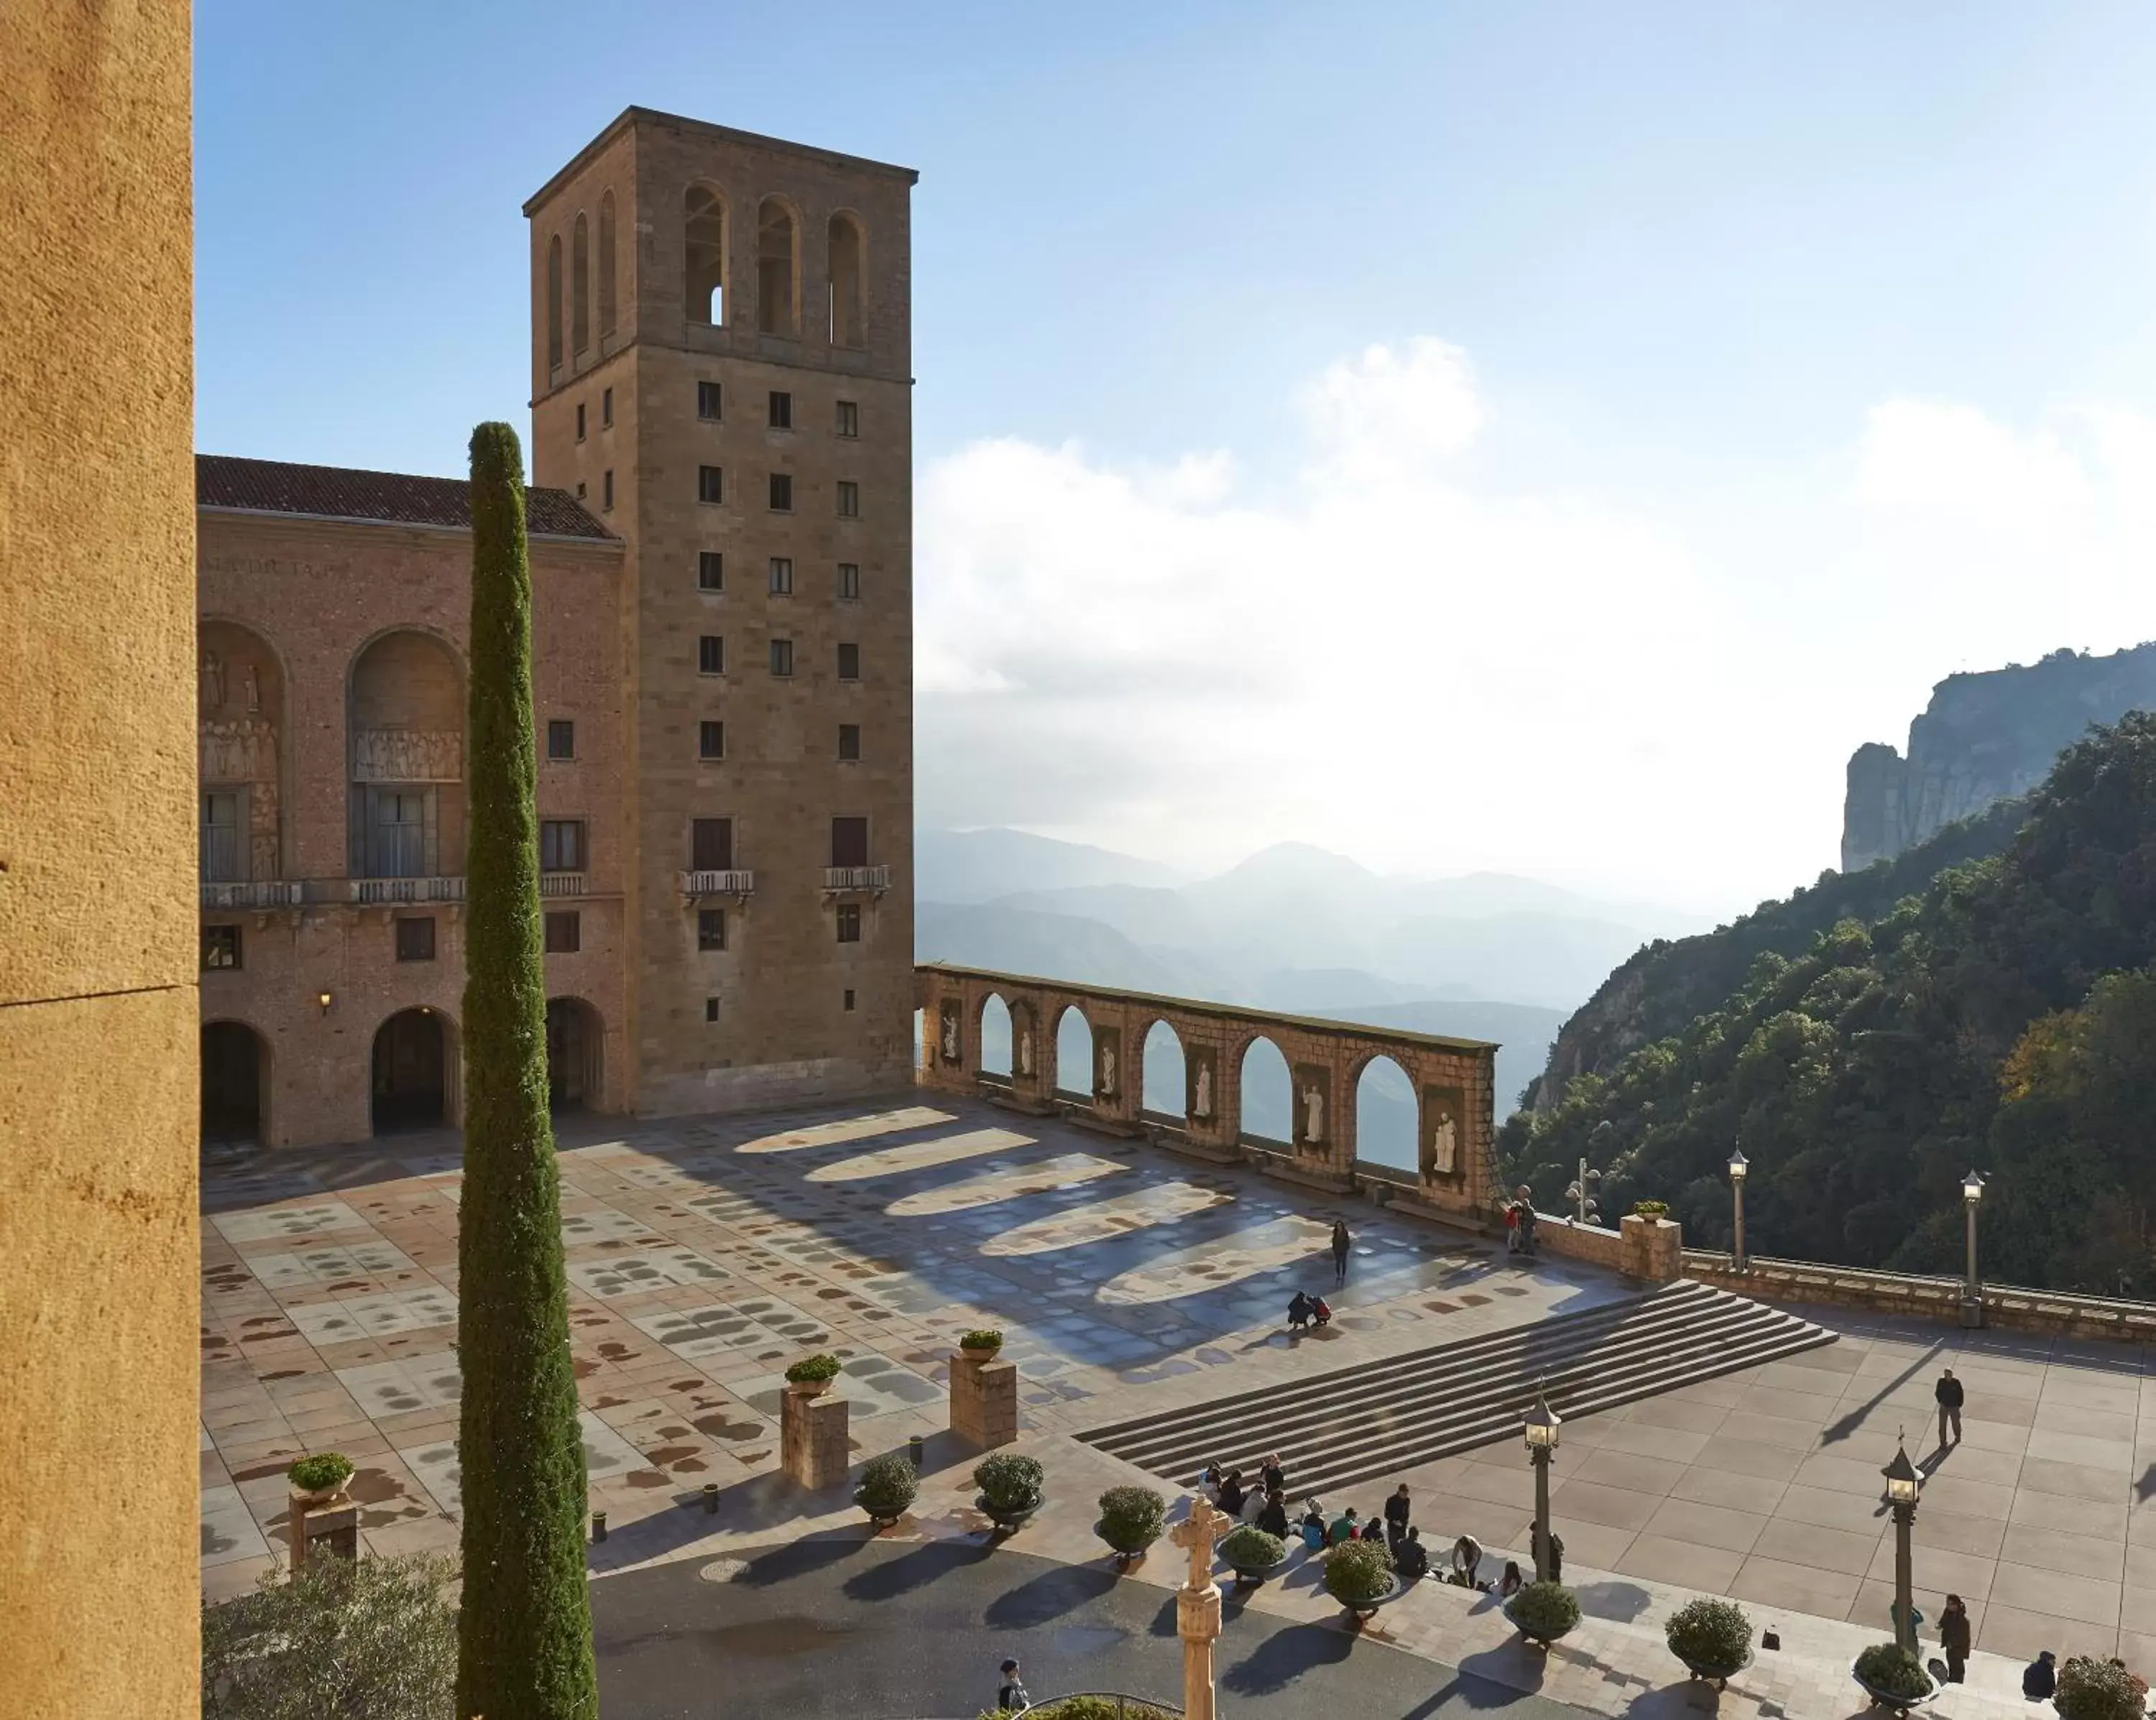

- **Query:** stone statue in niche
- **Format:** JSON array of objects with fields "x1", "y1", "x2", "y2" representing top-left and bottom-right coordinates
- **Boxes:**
[
  {"x1": 200, "y1": 649, "x2": 226, "y2": 713},
  {"x1": 1302, "y1": 1083, "x2": 1325, "y2": 1143},
  {"x1": 1422, "y1": 1085, "x2": 1467, "y2": 1179},
  {"x1": 1017, "y1": 1027, "x2": 1033, "y2": 1077},
  {"x1": 1192, "y1": 1060, "x2": 1213, "y2": 1119},
  {"x1": 243, "y1": 662, "x2": 261, "y2": 713},
  {"x1": 1099, "y1": 1045, "x2": 1118, "y2": 1097},
  {"x1": 940, "y1": 1007, "x2": 960, "y2": 1064},
  {"x1": 1430, "y1": 1114, "x2": 1457, "y2": 1175}
]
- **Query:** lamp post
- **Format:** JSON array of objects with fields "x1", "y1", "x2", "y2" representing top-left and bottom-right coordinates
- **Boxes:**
[
  {"x1": 1524, "y1": 1385, "x2": 1562, "y2": 1583},
  {"x1": 1960, "y1": 1170, "x2": 1986, "y2": 1329},
  {"x1": 1728, "y1": 1148, "x2": 1749, "y2": 1273},
  {"x1": 1882, "y1": 1438, "x2": 1922, "y2": 1656},
  {"x1": 1565, "y1": 1158, "x2": 1600, "y2": 1227}
]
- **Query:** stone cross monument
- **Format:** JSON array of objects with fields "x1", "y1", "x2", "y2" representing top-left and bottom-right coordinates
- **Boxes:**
[{"x1": 1168, "y1": 1497, "x2": 1231, "y2": 1720}]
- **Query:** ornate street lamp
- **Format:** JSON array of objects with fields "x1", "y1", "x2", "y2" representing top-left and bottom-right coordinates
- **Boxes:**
[
  {"x1": 1565, "y1": 1158, "x2": 1600, "y2": 1226},
  {"x1": 1524, "y1": 1385, "x2": 1562, "y2": 1582},
  {"x1": 1728, "y1": 1148, "x2": 1749, "y2": 1273},
  {"x1": 1961, "y1": 1170, "x2": 1986, "y2": 1329},
  {"x1": 1882, "y1": 1438, "x2": 1922, "y2": 1655}
]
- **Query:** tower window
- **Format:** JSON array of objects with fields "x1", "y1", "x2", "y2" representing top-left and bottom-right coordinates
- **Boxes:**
[
  {"x1": 768, "y1": 390, "x2": 792, "y2": 430},
  {"x1": 601, "y1": 387, "x2": 613, "y2": 427},
  {"x1": 575, "y1": 402, "x2": 586, "y2": 441},
  {"x1": 699, "y1": 720, "x2": 724, "y2": 760},
  {"x1": 828, "y1": 215, "x2": 865, "y2": 349},
  {"x1": 698, "y1": 635, "x2": 723, "y2": 675},
  {"x1": 768, "y1": 473, "x2": 793, "y2": 512},
  {"x1": 705, "y1": 996, "x2": 722, "y2": 1023},
  {"x1": 598, "y1": 190, "x2": 617, "y2": 338},
  {"x1": 602, "y1": 469, "x2": 614, "y2": 511},
  {"x1": 691, "y1": 817, "x2": 732, "y2": 871},
  {"x1": 698, "y1": 380, "x2": 722, "y2": 420},
  {"x1": 697, "y1": 908, "x2": 726, "y2": 951},
  {"x1": 837, "y1": 562, "x2": 860, "y2": 600},
  {"x1": 836, "y1": 399, "x2": 859, "y2": 438},
  {"x1": 201, "y1": 925, "x2": 241, "y2": 971},
  {"x1": 571, "y1": 213, "x2": 590, "y2": 356},
  {"x1": 395, "y1": 916, "x2": 436, "y2": 963},
  {"x1": 768, "y1": 557, "x2": 793, "y2": 596},
  {"x1": 685, "y1": 185, "x2": 727, "y2": 325},
  {"x1": 836, "y1": 903, "x2": 862, "y2": 943},
  {"x1": 540, "y1": 819, "x2": 586, "y2": 872},
  {"x1": 544, "y1": 910, "x2": 581, "y2": 953},
  {"x1": 837, "y1": 643, "x2": 860, "y2": 681},
  {"x1": 545, "y1": 234, "x2": 563, "y2": 371},
  {"x1": 698, "y1": 552, "x2": 724, "y2": 591},
  {"x1": 831, "y1": 816, "x2": 869, "y2": 868},
  {"x1": 837, "y1": 481, "x2": 859, "y2": 519},
  {"x1": 837, "y1": 723, "x2": 861, "y2": 762},
  {"x1": 769, "y1": 639, "x2": 793, "y2": 678},
  {"x1": 546, "y1": 719, "x2": 575, "y2": 759},
  {"x1": 757, "y1": 197, "x2": 798, "y2": 335},
  {"x1": 698, "y1": 466, "x2": 723, "y2": 504},
  {"x1": 844, "y1": 987, "x2": 856, "y2": 1012}
]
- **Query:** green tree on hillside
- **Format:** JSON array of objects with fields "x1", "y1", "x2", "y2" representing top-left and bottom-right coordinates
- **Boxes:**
[{"x1": 455, "y1": 422, "x2": 598, "y2": 1719}]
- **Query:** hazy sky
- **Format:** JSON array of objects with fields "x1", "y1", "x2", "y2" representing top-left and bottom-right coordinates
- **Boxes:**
[{"x1": 195, "y1": 2, "x2": 2156, "y2": 914}]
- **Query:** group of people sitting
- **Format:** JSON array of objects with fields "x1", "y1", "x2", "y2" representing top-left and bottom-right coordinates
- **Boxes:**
[
  {"x1": 1199, "y1": 1465, "x2": 1526, "y2": 1596},
  {"x1": 1284, "y1": 1291, "x2": 1334, "y2": 1332}
]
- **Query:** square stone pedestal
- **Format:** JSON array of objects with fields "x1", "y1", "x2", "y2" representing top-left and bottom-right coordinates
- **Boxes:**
[
  {"x1": 950, "y1": 1354, "x2": 1018, "y2": 1449},
  {"x1": 287, "y1": 1494, "x2": 359, "y2": 1570},
  {"x1": 780, "y1": 1387, "x2": 850, "y2": 1489}
]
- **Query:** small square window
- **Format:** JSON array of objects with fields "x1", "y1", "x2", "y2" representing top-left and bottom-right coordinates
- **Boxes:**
[
  {"x1": 697, "y1": 907, "x2": 727, "y2": 951},
  {"x1": 836, "y1": 399, "x2": 859, "y2": 438},
  {"x1": 699, "y1": 465, "x2": 723, "y2": 504},
  {"x1": 576, "y1": 402, "x2": 586, "y2": 441},
  {"x1": 601, "y1": 387, "x2": 614, "y2": 427},
  {"x1": 698, "y1": 380, "x2": 722, "y2": 420},
  {"x1": 769, "y1": 638, "x2": 793, "y2": 678},
  {"x1": 768, "y1": 473, "x2": 793, "y2": 512},
  {"x1": 837, "y1": 562, "x2": 860, "y2": 600},
  {"x1": 698, "y1": 634, "x2": 723, "y2": 675},
  {"x1": 540, "y1": 819, "x2": 586, "y2": 872},
  {"x1": 544, "y1": 910, "x2": 581, "y2": 954},
  {"x1": 201, "y1": 924, "x2": 241, "y2": 971},
  {"x1": 768, "y1": 556, "x2": 793, "y2": 596},
  {"x1": 546, "y1": 719, "x2": 575, "y2": 760},
  {"x1": 768, "y1": 390, "x2": 793, "y2": 430},
  {"x1": 698, "y1": 551, "x2": 724, "y2": 591},
  {"x1": 705, "y1": 996, "x2": 721, "y2": 1024},
  {"x1": 836, "y1": 902, "x2": 862, "y2": 943},
  {"x1": 844, "y1": 987, "x2": 857, "y2": 1011},
  {"x1": 395, "y1": 916, "x2": 436, "y2": 962},
  {"x1": 576, "y1": 481, "x2": 586, "y2": 499},
  {"x1": 699, "y1": 719, "x2": 724, "y2": 760},
  {"x1": 602, "y1": 468, "x2": 614, "y2": 511},
  {"x1": 837, "y1": 723, "x2": 860, "y2": 761},
  {"x1": 837, "y1": 643, "x2": 860, "y2": 682},
  {"x1": 836, "y1": 480, "x2": 859, "y2": 519}
]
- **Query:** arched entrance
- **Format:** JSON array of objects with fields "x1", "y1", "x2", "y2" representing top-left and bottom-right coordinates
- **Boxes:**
[
  {"x1": 201, "y1": 1021, "x2": 267, "y2": 1145},
  {"x1": 372, "y1": 1007, "x2": 448, "y2": 1133},
  {"x1": 545, "y1": 997, "x2": 603, "y2": 1112}
]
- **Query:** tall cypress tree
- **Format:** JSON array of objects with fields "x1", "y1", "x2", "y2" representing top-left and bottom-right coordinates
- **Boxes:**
[{"x1": 455, "y1": 422, "x2": 598, "y2": 1719}]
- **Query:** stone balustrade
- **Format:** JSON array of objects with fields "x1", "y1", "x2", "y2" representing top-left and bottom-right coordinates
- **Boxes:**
[{"x1": 913, "y1": 963, "x2": 1503, "y2": 1226}]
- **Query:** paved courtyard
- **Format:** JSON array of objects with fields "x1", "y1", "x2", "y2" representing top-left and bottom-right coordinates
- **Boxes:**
[{"x1": 199, "y1": 1091, "x2": 2156, "y2": 1694}]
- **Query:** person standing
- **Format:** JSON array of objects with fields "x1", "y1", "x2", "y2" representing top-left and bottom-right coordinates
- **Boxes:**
[
  {"x1": 1935, "y1": 1368, "x2": 1965, "y2": 1448},
  {"x1": 1383, "y1": 1484, "x2": 1413, "y2": 1546},
  {"x1": 1331, "y1": 1220, "x2": 1352, "y2": 1285},
  {"x1": 1260, "y1": 1453, "x2": 1286, "y2": 1498},
  {"x1": 1515, "y1": 1188, "x2": 1539, "y2": 1259},
  {"x1": 997, "y1": 1657, "x2": 1031, "y2": 1713},
  {"x1": 1939, "y1": 1594, "x2": 1971, "y2": 1683}
]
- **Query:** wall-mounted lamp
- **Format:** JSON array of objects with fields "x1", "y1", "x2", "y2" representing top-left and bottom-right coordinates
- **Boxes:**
[{"x1": 316, "y1": 990, "x2": 333, "y2": 1015}]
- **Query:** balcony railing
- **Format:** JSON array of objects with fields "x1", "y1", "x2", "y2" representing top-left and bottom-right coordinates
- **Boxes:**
[
  {"x1": 349, "y1": 876, "x2": 466, "y2": 905},
  {"x1": 539, "y1": 872, "x2": 586, "y2": 897},
  {"x1": 822, "y1": 865, "x2": 890, "y2": 894},
  {"x1": 680, "y1": 869, "x2": 755, "y2": 897},
  {"x1": 198, "y1": 880, "x2": 305, "y2": 911}
]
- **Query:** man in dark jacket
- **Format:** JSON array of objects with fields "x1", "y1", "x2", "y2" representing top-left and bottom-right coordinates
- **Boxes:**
[
  {"x1": 1393, "y1": 1526, "x2": 1429, "y2": 1581},
  {"x1": 1383, "y1": 1484, "x2": 1413, "y2": 1545},
  {"x1": 2022, "y1": 1651, "x2": 2056, "y2": 1701},
  {"x1": 1935, "y1": 1368, "x2": 1965, "y2": 1448}
]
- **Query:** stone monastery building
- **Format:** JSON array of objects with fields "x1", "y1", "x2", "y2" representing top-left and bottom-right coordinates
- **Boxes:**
[{"x1": 198, "y1": 108, "x2": 916, "y2": 1148}]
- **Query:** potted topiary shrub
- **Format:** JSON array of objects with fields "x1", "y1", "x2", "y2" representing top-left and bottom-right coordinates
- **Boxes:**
[
  {"x1": 1322, "y1": 1537, "x2": 1400, "y2": 1624},
  {"x1": 1505, "y1": 1580, "x2": 1582, "y2": 1648},
  {"x1": 286, "y1": 1452, "x2": 355, "y2": 1508},
  {"x1": 959, "y1": 1328, "x2": 1004, "y2": 1361},
  {"x1": 853, "y1": 1452, "x2": 918, "y2": 1531},
  {"x1": 2055, "y1": 1655, "x2": 2150, "y2": 1720},
  {"x1": 1218, "y1": 1523, "x2": 1289, "y2": 1587},
  {"x1": 1851, "y1": 1642, "x2": 1935, "y2": 1714},
  {"x1": 1631, "y1": 1199, "x2": 1671, "y2": 1219},
  {"x1": 974, "y1": 1451, "x2": 1045, "y2": 1534},
  {"x1": 1093, "y1": 1486, "x2": 1166, "y2": 1567},
  {"x1": 1666, "y1": 1596, "x2": 1754, "y2": 1687},
  {"x1": 784, "y1": 1354, "x2": 843, "y2": 1397}
]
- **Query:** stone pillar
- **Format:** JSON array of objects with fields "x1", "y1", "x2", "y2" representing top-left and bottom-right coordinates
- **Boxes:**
[
  {"x1": 1169, "y1": 1498, "x2": 1230, "y2": 1720},
  {"x1": 288, "y1": 1493, "x2": 359, "y2": 1571},
  {"x1": 950, "y1": 1354, "x2": 1018, "y2": 1449},
  {"x1": 780, "y1": 1387, "x2": 850, "y2": 1489},
  {"x1": 1620, "y1": 1213, "x2": 1683, "y2": 1281}
]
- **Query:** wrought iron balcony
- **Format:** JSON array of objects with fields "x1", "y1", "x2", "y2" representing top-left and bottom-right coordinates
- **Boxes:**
[
  {"x1": 198, "y1": 879, "x2": 305, "y2": 911},
  {"x1": 821, "y1": 865, "x2": 890, "y2": 895},
  {"x1": 679, "y1": 869, "x2": 755, "y2": 898}
]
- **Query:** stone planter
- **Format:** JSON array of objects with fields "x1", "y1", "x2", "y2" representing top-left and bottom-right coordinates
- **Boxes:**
[
  {"x1": 1339, "y1": 1573, "x2": 1404, "y2": 1624},
  {"x1": 1677, "y1": 1648, "x2": 1754, "y2": 1691},
  {"x1": 959, "y1": 1344, "x2": 1001, "y2": 1364},
  {"x1": 977, "y1": 1491, "x2": 1043, "y2": 1535},
  {"x1": 289, "y1": 1483, "x2": 351, "y2": 1513},
  {"x1": 788, "y1": 1377, "x2": 834, "y2": 1400},
  {"x1": 1851, "y1": 1665, "x2": 1936, "y2": 1714},
  {"x1": 1504, "y1": 1599, "x2": 1577, "y2": 1649},
  {"x1": 1228, "y1": 1553, "x2": 1291, "y2": 1589}
]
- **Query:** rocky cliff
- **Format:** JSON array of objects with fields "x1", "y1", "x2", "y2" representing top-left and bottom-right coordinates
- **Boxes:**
[{"x1": 1841, "y1": 642, "x2": 2156, "y2": 871}]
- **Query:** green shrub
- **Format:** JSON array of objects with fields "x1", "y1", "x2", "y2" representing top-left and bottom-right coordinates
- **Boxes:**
[
  {"x1": 1094, "y1": 1486, "x2": 1166, "y2": 1554},
  {"x1": 1323, "y1": 1537, "x2": 1395, "y2": 1606},
  {"x1": 854, "y1": 1452, "x2": 918, "y2": 1520},
  {"x1": 960, "y1": 1328, "x2": 1004, "y2": 1351},
  {"x1": 286, "y1": 1452, "x2": 354, "y2": 1494},
  {"x1": 1853, "y1": 1644, "x2": 1932, "y2": 1701},
  {"x1": 1631, "y1": 1199, "x2": 1671, "y2": 1219},
  {"x1": 975, "y1": 1451, "x2": 1045, "y2": 1512},
  {"x1": 2056, "y1": 1656, "x2": 2149, "y2": 1720},
  {"x1": 784, "y1": 1352, "x2": 842, "y2": 1384},
  {"x1": 1507, "y1": 1581, "x2": 1582, "y2": 1640},
  {"x1": 977, "y1": 1700, "x2": 1179, "y2": 1720},
  {"x1": 203, "y1": 1553, "x2": 457, "y2": 1719},
  {"x1": 1666, "y1": 1597, "x2": 1752, "y2": 1670},
  {"x1": 1219, "y1": 1524, "x2": 1286, "y2": 1571}
]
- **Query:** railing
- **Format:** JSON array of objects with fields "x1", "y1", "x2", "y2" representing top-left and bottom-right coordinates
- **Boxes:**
[
  {"x1": 349, "y1": 876, "x2": 465, "y2": 905},
  {"x1": 198, "y1": 880, "x2": 304, "y2": 910},
  {"x1": 538, "y1": 872, "x2": 586, "y2": 897},
  {"x1": 822, "y1": 864, "x2": 890, "y2": 893},
  {"x1": 680, "y1": 869, "x2": 755, "y2": 897}
]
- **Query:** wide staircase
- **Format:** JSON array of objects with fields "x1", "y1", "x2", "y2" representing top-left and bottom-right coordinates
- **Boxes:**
[{"x1": 1081, "y1": 1279, "x2": 1832, "y2": 1498}]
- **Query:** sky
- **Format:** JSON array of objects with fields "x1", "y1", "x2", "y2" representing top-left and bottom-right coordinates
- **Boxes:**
[{"x1": 195, "y1": 2, "x2": 2156, "y2": 915}]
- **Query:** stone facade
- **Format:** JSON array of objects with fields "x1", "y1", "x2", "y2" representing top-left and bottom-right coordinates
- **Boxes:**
[
  {"x1": 914, "y1": 963, "x2": 1503, "y2": 1223},
  {"x1": 525, "y1": 109, "x2": 917, "y2": 1119}
]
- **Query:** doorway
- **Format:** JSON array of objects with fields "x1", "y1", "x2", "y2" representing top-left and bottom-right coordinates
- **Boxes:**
[
  {"x1": 372, "y1": 1007, "x2": 447, "y2": 1132},
  {"x1": 201, "y1": 1021, "x2": 266, "y2": 1145}
]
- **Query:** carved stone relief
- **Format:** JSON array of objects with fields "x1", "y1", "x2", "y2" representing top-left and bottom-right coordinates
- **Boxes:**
[
  {"x1": 199, "y1": 717, "x2": 277, "y2": 782},
  {"x1": 353, "y1": 728, "x2": 464, "y2": 782}
]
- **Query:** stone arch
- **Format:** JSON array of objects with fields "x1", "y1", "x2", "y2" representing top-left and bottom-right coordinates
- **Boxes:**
[
  {"x1": 826, "y1": 210, "x2": 865, "y2": 348},
  {"x1": 976, "y1": 991, "x2": 1013, "y2": 1080},
  {"x1": 1352, "y1": 1050, "x2": 1416, "y2": 1172},
  {"x1": 371, "y1": 1006, "x2": 459, "y2": 1134},
  {"x1": 347, "y1": 628, "x2": 465, "y2": 879},
  {"x1": 198, "y1": 618, "x2": 286, "y2": 884},
  {"x1": 201, "y1": 1019, "x2": 270, "y2": 1146},
  {"x1": 1235, "y1": 1033, "x2": 1292, "y2": 1147},
  {"x1": 545, "y1": 232, "x2": 563, "y2": 371},
  {"x1": 545, "y1": 996, "x2": 603, "y2": 1112},
  {"x1": 571, "y1": 212, "x2": 589, "y2": 356},
  {"x1": 1139, "y1": 1017, "x2": 1187, "y2": 1121},
  {"x1": 685, "y1": 182, "x2": 727, "y2": 325},
  {"x1": 1052, "y1": 1002, "x2": 1094, "y2": 1103},
  {"x1": 756, "y1": 195, "x2": 800, "y2": 334},
  {"x1": 597, "y1": 190, "x2": 617, "y2": 338}
]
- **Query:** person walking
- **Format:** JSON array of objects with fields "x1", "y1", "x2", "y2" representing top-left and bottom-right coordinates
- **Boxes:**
[
  {"x1": 1331, "y1": 1219, "x2": 1352, "y2": 1285},
  {"x1": 1383, "y1": 1484, "x2": 1413, "y2": 1546},
  {"x1": 997, "y1": 1657, "x2": 1031, "y2": 1713},
  {"x1": 1939, "y1": 1594, "x2": 1971, "y2": 1683},
  {"x1": 1935, "y1": 1368, "x2": 1965, "y2": 1448}
]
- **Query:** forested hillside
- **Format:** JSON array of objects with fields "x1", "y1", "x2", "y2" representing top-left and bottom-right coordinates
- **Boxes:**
[{"x1": 1503, "y1": 716, "x2": 2156, "y2": 1294}]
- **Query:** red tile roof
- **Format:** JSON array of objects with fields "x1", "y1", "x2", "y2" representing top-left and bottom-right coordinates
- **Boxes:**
[{"x1": 196, "y1": 455, "x2": 614, "y2": 541}]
